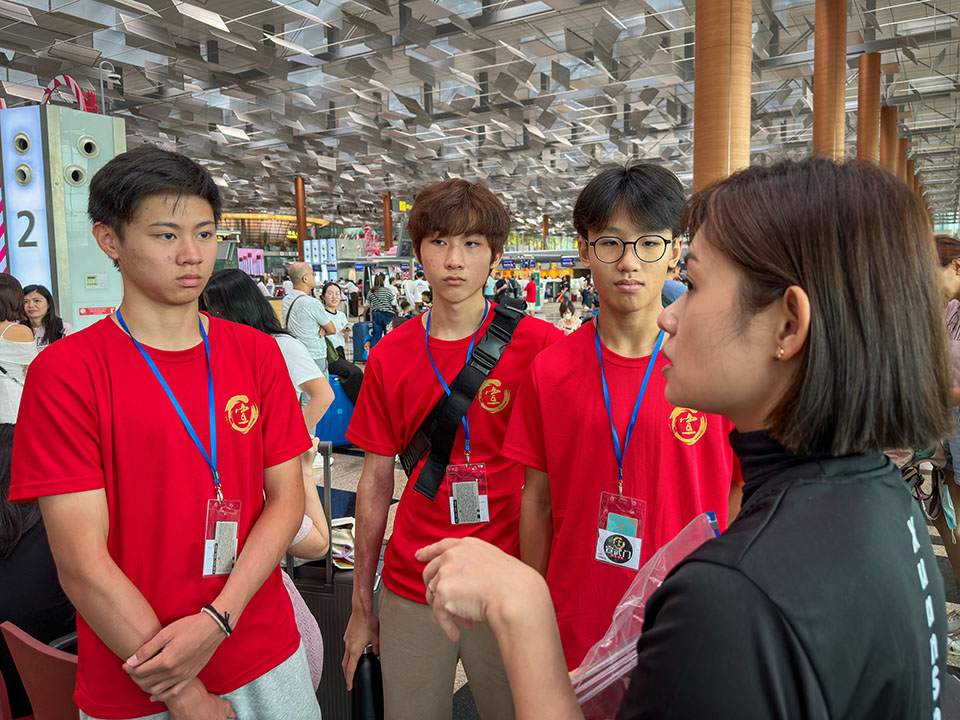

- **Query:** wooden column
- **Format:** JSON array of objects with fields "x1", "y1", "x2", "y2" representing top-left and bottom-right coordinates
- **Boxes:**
[
  {"x1": 879, "y1": 105, "x2": 898, "y2": 171},
  {"x1": 542, "y1": 214, "x2": 549, "y2": 250},
  {"x1": 813, "y1": 0, "x2": 847, "y2": 159},
  {"x1": 383, "y1": 192, "x2": 393, "y2": 250},
  {"x1": 896, "y1": 138, "x2": 908, "y2": 182},
  {"x1": 294, "y1": 176, "x2": 307, "y2": 262},
  {"x1": 907, "y1": 159, "x2": 915, "y2": 191},
  {"x1": 856, "y1": 53, "x2": 881, "y2": 163},
  {"x1": 693, "y1": 0, "x2": 752, "y2": 192}
]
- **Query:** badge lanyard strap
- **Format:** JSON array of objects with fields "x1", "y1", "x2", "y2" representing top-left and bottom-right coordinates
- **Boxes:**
[
  {"x1": 116, "y1": 310, "x2": 221, "y2": 503},
  {"x1": 424, "y1": 300, "x2": 490, "y2": 464},
  {"x1": 595, "y1": 322, "x2": 665, "y2": 496}
]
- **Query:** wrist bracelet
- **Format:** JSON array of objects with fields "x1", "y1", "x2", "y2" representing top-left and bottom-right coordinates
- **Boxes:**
[{"x1": 201, "y1": 605, "x2": 233, "y2": 637}]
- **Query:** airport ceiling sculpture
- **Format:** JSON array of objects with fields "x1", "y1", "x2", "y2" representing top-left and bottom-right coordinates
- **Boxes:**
[{"x1": 0, "y1": 0, "x2": 956, "y2": 230}]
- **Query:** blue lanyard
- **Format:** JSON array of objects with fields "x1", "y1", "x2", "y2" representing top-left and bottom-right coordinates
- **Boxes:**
[
  {"x1": 116, "y1": 310, "x2": 221, "y2": 503},
  {"x1": 594, "y1": 321, "x2": 665, "y2": 496},
  {"x1": 424, "y1": 301, "x2": 490, "y2": 462}
]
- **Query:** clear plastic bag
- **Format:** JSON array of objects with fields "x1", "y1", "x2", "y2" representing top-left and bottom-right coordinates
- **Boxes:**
[{"x1": 569, "y1": 512, "x2": 721, "y2": 719}]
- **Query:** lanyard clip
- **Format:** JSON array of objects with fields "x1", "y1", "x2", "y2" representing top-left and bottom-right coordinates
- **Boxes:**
[
  {"x1": 214, "y1": 472, "x2": 223, "y2": 504},
  {"x1": 465, "y1": 450, "x2": 471, "y2": 467},
  {"x1": 618, "y1": 468, "x2": 623, "y2": 498}
]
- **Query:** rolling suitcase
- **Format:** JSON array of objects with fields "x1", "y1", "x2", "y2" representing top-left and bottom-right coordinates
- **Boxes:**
[
  {"x1": 314, "y1": 377, "x2": 353, "y2": 447},
  {"x1": 285, "y1": 442, "x2": 383, "y2": 720},
  {"x1": 352, "y1": 321, "x2": 371, "y2": 362}
]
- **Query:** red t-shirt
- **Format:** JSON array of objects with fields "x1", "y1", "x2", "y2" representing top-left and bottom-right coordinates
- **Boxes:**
[
  {"x1": 11, "y1": 315, "x2": 311, "y2": 719},
  {"x1": 347, "y1": 306, "x2": 562, "y2": 603},
  {"x1": 502, "y1": 321, "x2": 740, "y2": 670},
  {"x1": 525, "y1": 280, "x2": 537, "y2": 303}
]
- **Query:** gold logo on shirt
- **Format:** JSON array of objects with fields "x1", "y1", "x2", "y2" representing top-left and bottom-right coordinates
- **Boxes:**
[
  {"x1": 670, "y1": 407, "x2": 707, "y2": 446},
  {"x1": 225, "y1": 395, "x2": 259, "y2": 434},
  {"x1": 479, "y1": 379, "x2": 510, "y2": 414}
]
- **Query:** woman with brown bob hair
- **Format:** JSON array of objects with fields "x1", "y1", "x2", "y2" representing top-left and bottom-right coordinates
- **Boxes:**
[{"x1": 413, "y1": 157, "x2": 952, "y2": 718}]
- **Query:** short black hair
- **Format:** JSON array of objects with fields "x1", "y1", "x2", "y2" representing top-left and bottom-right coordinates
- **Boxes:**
[
  {"x1": 573, "y1": 163, "x2": 685, "y2": 239},
  {"x1": 88, "y1": 146, "x2": 223, "y2": 268}
]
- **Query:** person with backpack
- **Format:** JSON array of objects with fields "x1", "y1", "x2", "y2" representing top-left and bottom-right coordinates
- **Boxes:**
[{"x1": 341, "y1": 178, "x2": 562, "y2": 720}]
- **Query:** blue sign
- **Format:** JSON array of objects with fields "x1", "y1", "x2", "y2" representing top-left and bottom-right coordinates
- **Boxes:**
[
  {"x1": 400, "y1": 263, "x2": 409, "y2": 270},
  {"x1": 561, "y1": 257, "x2": 576, "y2": 267},
  {"x1": 1, "y1": 106, "x2": 52, "y2": 289},
  {"x1": 354, "y1": 263, "x2": 365, "y2": 270},
  {"x1": 501, "y1": 258, "x2": 516, "y2": 268}
]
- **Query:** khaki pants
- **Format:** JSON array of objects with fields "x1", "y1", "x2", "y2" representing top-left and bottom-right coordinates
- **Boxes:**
[{"x1": 379, "y1": 588, "x2": 515, "y2": 720}]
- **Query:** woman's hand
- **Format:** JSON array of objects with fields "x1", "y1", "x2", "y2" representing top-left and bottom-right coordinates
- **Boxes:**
[
  {"x1": 417, "y1": 537, "x2": 547, "y2": 642},
  {"x1": 417, "y1": 538, "x2": 584, "y2": 720}
]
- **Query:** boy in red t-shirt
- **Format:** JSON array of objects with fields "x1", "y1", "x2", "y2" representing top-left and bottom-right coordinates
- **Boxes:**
[
  {"x1": 342, "y1": 179, "x2": 561, "y2": 720},
  {"x1": 503, "y1": 164, "x2": 743, "y2": 671},
  {"x1": 10, "y1": 147, "x2": 318, "y2": 720}
]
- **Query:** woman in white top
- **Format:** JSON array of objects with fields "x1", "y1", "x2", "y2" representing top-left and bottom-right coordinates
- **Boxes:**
[
  {"x1": 201, "y1": 269, "x2": 333, "y2": 689},
  {"x1": 0, "y1": 276, "x2": 38, "y2": 423},
  {"x1": 23, "y1": 284, "x2": 73, "y2": 349},
  {"x1": 320, "y1": 282, "x2": 364, "y2": 405}
]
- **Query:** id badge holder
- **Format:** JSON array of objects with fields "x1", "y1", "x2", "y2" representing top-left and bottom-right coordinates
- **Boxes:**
[
  {"x1": 595, "y1": 491, "x2": 645, "y2": 570},
  {"x1": 446, "y1": 463, "x2": 490, "y2": 525},
  {"x1": 202, "y1": 499, "x2": 242, "y2": 577}
]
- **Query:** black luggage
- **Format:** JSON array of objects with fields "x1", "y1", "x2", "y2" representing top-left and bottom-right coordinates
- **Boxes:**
[{"x1": 285, "y1": 441, "x2": 383, "y2": 720}]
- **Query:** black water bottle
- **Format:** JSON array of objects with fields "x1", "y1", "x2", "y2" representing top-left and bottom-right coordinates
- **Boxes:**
[{"x1": 352, "y1": 645, "x2": 384, "y2": 720}]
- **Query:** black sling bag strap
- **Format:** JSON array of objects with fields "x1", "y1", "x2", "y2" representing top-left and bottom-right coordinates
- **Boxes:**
[{"x1": 401, "y1": 298, "x2": 526, "y2": 501}]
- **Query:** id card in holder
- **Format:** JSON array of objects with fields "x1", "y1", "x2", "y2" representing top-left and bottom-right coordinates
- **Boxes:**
[
  {"x1": 595, "y1": 491, "x2": 645, "y2": 570},
  {"x1": 446, "y1": 463, "x2": 490, "y2": 525},
  {"x1": 203, "y1": 499, "x2": 242, "y2": 577}
]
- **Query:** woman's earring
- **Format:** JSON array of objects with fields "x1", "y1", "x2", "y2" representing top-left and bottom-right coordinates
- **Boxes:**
[{"x1": 776, "y1": 346, "x2": 785, "y2": 359}]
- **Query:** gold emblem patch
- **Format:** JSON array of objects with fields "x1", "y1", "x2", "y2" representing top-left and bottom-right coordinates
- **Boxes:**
[
  {"x1": 225, "y1": 395, "x2": 259, "y2": 434},
  {"x1": 670, "y1": 407, "x2": 707, "y2": 446},
  {"x1": 478, "y1": 379, "x2": 511, "y2": 414}
]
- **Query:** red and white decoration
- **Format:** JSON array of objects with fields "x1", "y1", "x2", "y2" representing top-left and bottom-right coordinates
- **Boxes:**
[
  {"x1": 0, "y1": 196, "x2": 7, "y2": 274},
  {"x1": 42, "y1": 74, "x2": 95, "y2": 113}
]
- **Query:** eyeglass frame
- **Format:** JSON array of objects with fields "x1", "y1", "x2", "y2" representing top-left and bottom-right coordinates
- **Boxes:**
[{"x1": 587, "y1": 234, "x2": 674, "y2": 264}]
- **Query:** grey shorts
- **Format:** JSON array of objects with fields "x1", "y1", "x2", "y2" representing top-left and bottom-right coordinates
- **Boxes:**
[{"x1": 79, "y1": 641, "x2": 320, "y2": 720}]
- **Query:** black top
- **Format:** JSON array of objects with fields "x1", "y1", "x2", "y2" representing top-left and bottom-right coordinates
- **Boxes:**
[
  {"x1": 619, "y1": 430, "x2": 946, "y2": 720},
  {"x1": 0, "y1": 519, "x2": 75, "y2": 717}
]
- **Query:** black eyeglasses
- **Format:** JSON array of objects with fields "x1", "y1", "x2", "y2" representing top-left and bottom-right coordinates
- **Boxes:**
[{"x1": 588, "y1": 235, "x2": 671, "y2": 264}]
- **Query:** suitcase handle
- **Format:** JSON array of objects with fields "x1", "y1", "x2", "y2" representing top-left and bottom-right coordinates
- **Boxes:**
[{"x1": 319, "y1": 440, "x2": 334, "y2": 589}]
